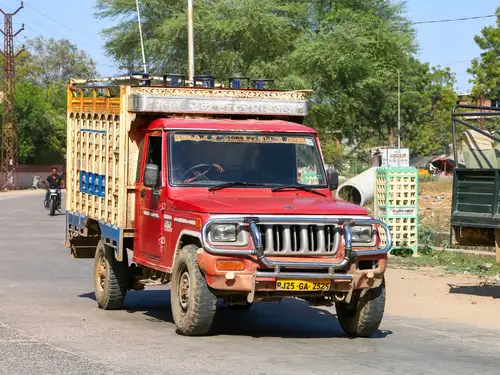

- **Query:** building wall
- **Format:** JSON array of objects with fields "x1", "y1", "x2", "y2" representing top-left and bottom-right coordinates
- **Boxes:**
[
  {"x1": 1, "y1": 164, "x2": 65, "y2": 189},
  {"x1": 458, "y1": 94, "x2": 499, "y2": 108}
]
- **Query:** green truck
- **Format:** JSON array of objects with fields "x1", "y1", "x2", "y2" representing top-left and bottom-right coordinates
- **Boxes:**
[{"x1": 450, "y1": 104, "x2": 500, "y2": 263}]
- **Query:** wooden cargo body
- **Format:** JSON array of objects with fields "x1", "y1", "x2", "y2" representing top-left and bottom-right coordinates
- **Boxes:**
[{"x1": 65, "y1": 81, "x2": 309, "y2": 259}]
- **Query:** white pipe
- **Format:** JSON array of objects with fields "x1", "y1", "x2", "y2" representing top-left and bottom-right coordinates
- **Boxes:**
[
  {"x1": 135, "y1": 0, "x2": 147, "y2": 73},
  {"x1": 335, "y1": 167, "x2": 377, "y2": 207},
  {"x1": 187, "y1": 0, "x2": 194, "y2": 81}
]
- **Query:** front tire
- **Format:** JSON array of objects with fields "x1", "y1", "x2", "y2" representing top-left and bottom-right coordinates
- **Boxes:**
[
  {"x1": 335, "y1": 278, "x2": 386, "y2": 338},
  {"x1": 49, "y1": 199, "x2": 55, "y2": 216},
  {"x1": 171, "y1": 245, "x2": 217, "y2": 336},
  {"x1": 93, "y1": 241, "x2": 128, "y2": 310}
]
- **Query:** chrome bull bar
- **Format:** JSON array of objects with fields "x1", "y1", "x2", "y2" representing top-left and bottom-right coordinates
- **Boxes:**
[{"x1": 201, "y1": 216, "x2": 392, "y2": 272}]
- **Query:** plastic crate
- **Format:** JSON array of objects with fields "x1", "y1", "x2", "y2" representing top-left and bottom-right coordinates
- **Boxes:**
[{"x1": 375, "y1": 167, "x2": 419, "y2": 253}]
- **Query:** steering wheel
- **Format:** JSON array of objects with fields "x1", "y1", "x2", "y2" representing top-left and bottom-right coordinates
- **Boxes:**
[{"x1": 181, "y1": 164, "x2": 216, "y2": 182}]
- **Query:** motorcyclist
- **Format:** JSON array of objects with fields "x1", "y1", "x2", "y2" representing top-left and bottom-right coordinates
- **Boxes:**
[{"x1": 44, "y1": 167, "x2": 63, "y2": 209}]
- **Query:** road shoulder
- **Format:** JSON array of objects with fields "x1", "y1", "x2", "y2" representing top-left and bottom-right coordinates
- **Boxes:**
[{"x1": 385, "y1": 267, "x2": 500, "y2": 331}]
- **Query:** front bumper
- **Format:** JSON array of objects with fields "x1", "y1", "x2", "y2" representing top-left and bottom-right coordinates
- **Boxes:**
[{"x1": 198, "y1": 216, "x2": 392, "y2": 300}]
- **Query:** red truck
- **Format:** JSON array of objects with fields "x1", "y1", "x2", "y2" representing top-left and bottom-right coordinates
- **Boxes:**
[{"x1": 65, "y1": 74, "x2": 392, "y2": 337}]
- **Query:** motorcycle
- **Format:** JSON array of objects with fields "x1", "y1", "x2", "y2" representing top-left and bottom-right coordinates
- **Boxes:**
[{"x1": 46, "y1": 188, "x2": 61, "y2": 216}]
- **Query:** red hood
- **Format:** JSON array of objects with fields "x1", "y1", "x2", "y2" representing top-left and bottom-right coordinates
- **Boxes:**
[{"x1": 170, "y1": 191, "x2": 368, "y2": 215}]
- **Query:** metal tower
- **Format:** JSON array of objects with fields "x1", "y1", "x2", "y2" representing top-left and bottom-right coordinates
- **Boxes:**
[{"x1": 0, "y1": 2, "x2": 23, "y2": 189}]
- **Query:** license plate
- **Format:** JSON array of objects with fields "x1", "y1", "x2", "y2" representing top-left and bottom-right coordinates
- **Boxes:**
[{"x1": 276, "y1": 279, "x2": 331, "y2": 292}]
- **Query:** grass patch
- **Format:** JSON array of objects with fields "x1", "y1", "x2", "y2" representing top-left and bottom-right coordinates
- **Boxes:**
[
  {"x1": 390, "y1": 225, "x2": 500, "y2": 276},
  {"x1": 390, "y1": 250, "x2": 500, "y2": 276}
]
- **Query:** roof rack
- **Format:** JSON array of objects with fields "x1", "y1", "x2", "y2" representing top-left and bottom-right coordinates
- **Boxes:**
[{"x1": 69, "y1": 74, "x2": 311, "y2": 117}]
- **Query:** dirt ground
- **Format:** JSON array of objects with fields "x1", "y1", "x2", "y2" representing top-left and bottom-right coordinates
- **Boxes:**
[
  {"x1": 418, "y1": 178, "x2": 453, "y2": 233},
  {"x1": 385, "y1": 265, "x2": 500, "y2": 330}
]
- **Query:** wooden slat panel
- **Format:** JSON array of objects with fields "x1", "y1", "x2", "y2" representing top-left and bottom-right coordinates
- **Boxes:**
[{"x1": 67, "y1": 111, "x2": 125, "y2": 228}]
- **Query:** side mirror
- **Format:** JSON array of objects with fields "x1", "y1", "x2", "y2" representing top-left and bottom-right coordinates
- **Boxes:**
[
  {"x1": 144, "y1": 164, "x2": 160, "y2": 187},
  {"x1": 326, "y1": 168, "x2": 339, "y2": 190}
]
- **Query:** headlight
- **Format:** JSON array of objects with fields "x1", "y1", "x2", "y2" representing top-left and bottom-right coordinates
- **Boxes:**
[
  {"x1": 210, "y1": 224, "x2": 237, "y2": 242},
  {"x1": 351, "y1": 226, "x2": 374, "y2": 244}
]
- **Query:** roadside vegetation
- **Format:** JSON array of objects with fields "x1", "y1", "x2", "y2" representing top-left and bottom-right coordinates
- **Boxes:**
[
  {"x1": 390, "y1": 250, "x2": 500, "y2": 278},
  {"x1": 391, "y1": 222, "x2": 500, "y2": 278}
]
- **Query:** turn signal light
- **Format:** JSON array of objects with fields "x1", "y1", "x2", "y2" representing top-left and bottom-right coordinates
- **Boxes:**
[
  {"x1": 216, "y1": 260, "x2": 244, "y2": 271},
  {"x1": 195, "y1": 218, "x2": 203, "y2": 229}
]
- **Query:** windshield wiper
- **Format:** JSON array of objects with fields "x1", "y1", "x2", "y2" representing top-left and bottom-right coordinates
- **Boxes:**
[
  {"x1": 271, "y1": 185, "x2": 327, "y2": 197},
  {"x1": 208, "y1": 181, "x2": 268, "y2": 192}
]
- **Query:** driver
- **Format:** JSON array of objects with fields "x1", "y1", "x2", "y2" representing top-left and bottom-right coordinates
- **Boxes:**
[
  {"x1": 44, "y1": 167, "x2": 63, "y2": 208},
  {"x1": 181, "y1": 163, "x2": 225, "y2": 183},
  {"x1": 171, "y1": 140, "x2": 226, "y2": 184}
]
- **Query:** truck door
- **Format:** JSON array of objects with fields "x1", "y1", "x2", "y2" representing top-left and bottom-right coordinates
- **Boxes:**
[{"x1": 136, "y1": 132, "x2": 165, "y2": 259}]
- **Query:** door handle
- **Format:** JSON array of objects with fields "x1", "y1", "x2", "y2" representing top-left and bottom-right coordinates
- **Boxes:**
[{"x1": 140, "y1": 189, "x2": 146, "y2": 198}]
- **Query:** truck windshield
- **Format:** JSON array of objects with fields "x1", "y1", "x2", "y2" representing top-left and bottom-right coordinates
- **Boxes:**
[{"x1": 168, "y1": 133, "x2": 327, "y2": 188}]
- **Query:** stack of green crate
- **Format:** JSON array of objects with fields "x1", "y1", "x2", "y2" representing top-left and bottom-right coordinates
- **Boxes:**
[{"x1": 374, "y1": 167, "x2": 419, "y2": 254}]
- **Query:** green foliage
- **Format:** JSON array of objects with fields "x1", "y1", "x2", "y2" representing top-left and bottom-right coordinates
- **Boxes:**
[
  {"x1": 402, "y1": 64, "x2": 458, "y2": 155},
  {"x1": 16, "y1": 82, "x2": 66, "y2": 164},
  {"x1": 391, "y1": 249, "x2": 500, "y2": 277},
  {"x1": 23, "y1": 36, "x2": 98, "y2": 111},
  {"x1": 418, "y1": 227, "x2": 435, "y2": 256},
  {"x1": 0, "y1": 37, "x2": 98, "y2": 165},
  {"x1": 390, "y1": 247, "x2": 414, "y2": 257},
  {"x1": 468, "y1": 8, "x2": 500, "y2": 100},
  {"x1": 95, "y1": 0, "x2": 457, "y2": 155}
]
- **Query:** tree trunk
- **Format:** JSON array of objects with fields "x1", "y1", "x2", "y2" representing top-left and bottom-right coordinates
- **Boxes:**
[{"x1": 388, "y1": 126, "x2": 396, "y2": 147}]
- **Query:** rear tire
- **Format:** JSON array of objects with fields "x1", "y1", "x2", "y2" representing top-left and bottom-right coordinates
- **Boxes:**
[
  {"x1": 335, "y1": 278, "x2": 386, "y2": 338},
  {"x1": 171, "y1": 245, "x2": 217, "y2": 336},
  {"x1": 93, "y1": 241, "x2": 128, "y2": 310}
]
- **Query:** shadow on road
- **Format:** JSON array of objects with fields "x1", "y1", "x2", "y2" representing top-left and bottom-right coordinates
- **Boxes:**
[
  {"x1": 79, "y1": 290, "x2": 392, "y2": 339},
  {"x1": 448, "y1": 283, "x2": 500, "y2": 299}
]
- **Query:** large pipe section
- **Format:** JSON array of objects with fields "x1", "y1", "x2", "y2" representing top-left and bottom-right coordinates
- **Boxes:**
[{"x1": 335, "y1": 167, "x2": 377, "y2": 207}]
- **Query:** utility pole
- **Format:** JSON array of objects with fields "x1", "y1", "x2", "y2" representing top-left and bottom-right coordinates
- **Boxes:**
[
  {"x1": 0, "y1": 2, "x2": 24, "y2": 190},
  {"x1": 187, "y1": 0, "x2": 194, "y2": 81},
  {"x1": 397, "y1": 69, "x2": 401, "y2": 150}
]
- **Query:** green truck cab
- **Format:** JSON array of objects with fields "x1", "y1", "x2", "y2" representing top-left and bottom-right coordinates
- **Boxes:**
[{"x1": 450, "y1": 104, "x2": 500, "y2": 262}]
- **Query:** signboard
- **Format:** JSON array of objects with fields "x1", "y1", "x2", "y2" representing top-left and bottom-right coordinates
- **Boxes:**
[
  {"x1": 379, "y1": 207, "x2": 417, "y2": 217},
  {"x1": 380, "y1": 148, "x2": 409, "y2": 167}
]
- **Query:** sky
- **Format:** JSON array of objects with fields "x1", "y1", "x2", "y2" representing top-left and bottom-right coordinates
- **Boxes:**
[{"x1": 0, "y1": 0, "x2": 498, "y2": 93}]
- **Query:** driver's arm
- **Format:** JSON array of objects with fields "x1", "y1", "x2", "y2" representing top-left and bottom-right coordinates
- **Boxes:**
[{"x1": 212, "y1": 163, "x2": 225, "y2": 173}]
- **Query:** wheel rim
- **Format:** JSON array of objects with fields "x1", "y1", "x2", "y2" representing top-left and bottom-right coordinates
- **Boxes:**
[
  {"x1": 96, "y1": 250, "x2": 106, "y2": 292},
  {"x1": 178, "y1": 269, "x2": 191, "y2": 311}
]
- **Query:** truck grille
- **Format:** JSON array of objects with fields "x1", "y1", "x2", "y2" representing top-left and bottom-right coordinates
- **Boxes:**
[{"x1": 258, "y1": 224, "x2": 340, "y2": 255}]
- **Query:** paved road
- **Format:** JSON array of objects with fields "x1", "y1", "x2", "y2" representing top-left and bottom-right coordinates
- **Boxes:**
[{"x1": 1, "y1": 192, "x2": 500, "y2": 374}]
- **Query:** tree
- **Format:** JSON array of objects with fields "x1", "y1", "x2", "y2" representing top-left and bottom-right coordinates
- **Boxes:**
[
  {"x1": 0, "y1": 37, "x2": 98, "y2": 165},
  {"x1": 15, "y1": 82, "x2": 66, "y2": 164},
  {"x1": 22, "y1": 36, "x2": 98, "y2": 110},
  {"x1": 95, "y1": 0, "x2": 306, "y2": 79},
  {"x1": 95, "y1": 0, "x2": 456, "y2": 156},
  {"x1": 468, "y1": 7, "x2": 500, "y2": 100},
  {"x1": 401, "y1": 63, "x2": 457, "y2": 155},
  {"x1": 288, "y1": 1, "x2": 416, "y2": 146}
]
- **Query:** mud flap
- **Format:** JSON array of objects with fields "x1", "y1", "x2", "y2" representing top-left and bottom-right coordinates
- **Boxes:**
[{"x1": 247, "y1": 274, "x2": 257, "y2": 303}]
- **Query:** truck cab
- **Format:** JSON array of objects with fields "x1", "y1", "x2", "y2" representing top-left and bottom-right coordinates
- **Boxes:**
[
  {"x1": 450, "y1": 104, "x2": 500, "y2": 263},
  {"x1": 65, "y1": 75, "x2": 391, "y2": 337}
]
